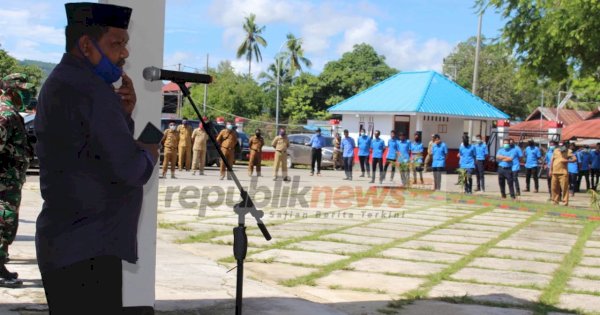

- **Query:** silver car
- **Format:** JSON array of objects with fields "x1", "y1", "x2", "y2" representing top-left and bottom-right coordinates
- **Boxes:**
[{"x1": 286, "y1": 134, "x2": 335, "y2": 169}]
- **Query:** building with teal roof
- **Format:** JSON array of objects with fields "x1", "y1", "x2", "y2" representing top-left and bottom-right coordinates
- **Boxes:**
[{"x1": 327, "y1": 70, "x2": 509, "y2": 152}]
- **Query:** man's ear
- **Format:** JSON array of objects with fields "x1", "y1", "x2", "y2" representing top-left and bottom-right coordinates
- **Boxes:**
[{"x1": 78, "y1": 35, "x2": 93, "y2": 57}]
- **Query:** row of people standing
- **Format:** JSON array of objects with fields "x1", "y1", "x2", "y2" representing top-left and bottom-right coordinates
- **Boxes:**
[{"x1": 331, "y1": 129, "x2": 440, "y2": 186}]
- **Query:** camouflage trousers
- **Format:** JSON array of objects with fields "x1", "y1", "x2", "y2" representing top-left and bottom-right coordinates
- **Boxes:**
[{"x1": 0, "y1": 187, "x2": 21, "y2": 262}]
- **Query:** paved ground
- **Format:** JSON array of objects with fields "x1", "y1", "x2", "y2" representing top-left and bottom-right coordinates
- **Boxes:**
[{"x1": 2, "y1": 164, "x2": 600, "y2": 314}]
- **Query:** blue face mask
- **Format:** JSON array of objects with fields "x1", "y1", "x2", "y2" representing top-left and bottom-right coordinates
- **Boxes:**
[
  {"x1": 80, "y1": 41, "x2": 123, "y2": 84},
  {"x1": 503, "y1": 144, "x2": 510, "y2": 149},
  {"x1": 549, "y1": 146, "x2": 555, "y2": 151}
]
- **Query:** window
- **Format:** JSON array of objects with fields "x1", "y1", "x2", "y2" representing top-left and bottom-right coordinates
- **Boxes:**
[{"x1": 438, "y1": 124, "x2": 448, "y2": 133}]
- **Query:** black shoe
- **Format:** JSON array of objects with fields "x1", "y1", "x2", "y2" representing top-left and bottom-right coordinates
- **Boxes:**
[
  {"x1": 359, "y1": 173, "x2": 365, "y2": 177},
  {"x1": 0, "y1": 277, "x2": 22, "y2": 288},
  {"x1": 369, "y1": 179, "x2": 375, "y2": 183},
  {"x1": 0, "y1": 265, "x2": 18, "y2": 280}
]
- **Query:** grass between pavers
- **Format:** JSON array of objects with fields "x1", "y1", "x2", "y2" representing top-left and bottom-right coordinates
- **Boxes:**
[
  {"x1": 538, "y1": 221, "x2": 600, "y2": 308},
  {"x1": 394, "y1": 210, "x2": 545, "y2": 307},
  {"x1": 279, "y1": 205, "x2": 495, "y2": 287},
  {"x1": 158, "y1": 221, "x2": 194, "y2": 231}
]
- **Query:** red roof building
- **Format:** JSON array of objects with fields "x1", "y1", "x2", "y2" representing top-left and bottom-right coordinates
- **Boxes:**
[
  {"x1": 524, "y1": 107, "x2": 591, "y2": 126},
  {"x1": 562, "y1": 118, "x2": 600, "y2": 140}
]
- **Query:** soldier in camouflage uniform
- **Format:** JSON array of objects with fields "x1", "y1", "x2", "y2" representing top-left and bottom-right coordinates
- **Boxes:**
[{"x1": 0, "y1": 73, "x2": 34, "y2": 288}]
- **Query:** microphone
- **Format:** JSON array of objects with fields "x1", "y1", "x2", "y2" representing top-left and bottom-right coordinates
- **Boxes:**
[{"x1": 142, "y1": 66, "x2": 212, "y2": 84}]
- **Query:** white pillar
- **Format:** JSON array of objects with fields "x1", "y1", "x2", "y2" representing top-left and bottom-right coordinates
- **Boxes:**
[
  {"x1": 415, "y1": 115, "x2": 424, "y2": 132},
  {"x1": 101, "y1": 0, "x2": 165, "y2": 308},
  {"x1": 497, "y1": 120, "x2": 510, "y2": 148}
]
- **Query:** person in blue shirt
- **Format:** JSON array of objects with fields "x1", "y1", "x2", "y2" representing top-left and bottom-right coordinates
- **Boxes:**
[
  {"x1": 458, "y1": 135, "x2": 477, "y2": 194},
  {"x1": 577, "y1": 145, "x2": 592, "y2": 192},
  {"x1": 410, "y1": 132, "x2": 425, "y2": 185},
  {"x1": 543, "y1": 140, "x2": 558, "y2": 198},
  {"x1": 308, "y1": 127, "x2": 326, "y2": 176},
  {"x1": 357, "y1": 129, "x2": 371, "y2": 178},
  {"x1": 431, "y1": 134, "x2": 448, "y2": 191},
  {"x1": 509, "y1": 139, "x2": 523, "y2": 196},
  {"x1": 496, "y1": 139, "x2": 517, "y2": 199},
  {"x1": 370, "y1": 130, "x2": 386, "y2": 184},
  {"x1": 568, "y1": 143, "x2": 580, "y2": 196},
  {"x1": 397, "y1": 132, "x2": 411, "y2": 186},
  {"x1": 592, "y1": 143, "x2": 600, "y2": 190},
  {"x1": 474, "y1": 134, "x2": 488, "y2": 192},
  {"x1": 524, "y1": 139, "x2": 542, "y2": 193},
  {"x1": 383, "y1": 130, "x2": 399, "y2": 183},
  {"x1": 340, "y1": 129, "x2": 356, "y2": 180}
]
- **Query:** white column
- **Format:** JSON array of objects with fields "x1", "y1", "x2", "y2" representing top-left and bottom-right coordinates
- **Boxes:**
[
  {"x1": 101, "y1": 0, "x2": 165, "y2": 308},
  {"x1": 415, "y1": 114, "x2": 424, "y2": 132},
  {"x1": 468, "y1": 120, "x2": 474, "y2": 138}
]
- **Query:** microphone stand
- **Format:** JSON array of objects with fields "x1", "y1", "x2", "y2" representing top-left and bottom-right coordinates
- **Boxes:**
[{"x1": 175, "y1": 81, "x2": 272, "y2": 315}]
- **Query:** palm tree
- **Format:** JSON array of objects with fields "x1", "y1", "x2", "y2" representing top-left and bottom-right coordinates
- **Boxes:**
[
  {"x1": 236, "y1": 13, "x2": 267, "y2": 76},
  {"x1": 283, "y1": 33, "x2": 312, "y2": 76},
  {"x1": 258, "y1": 55, "x2": 292, "y2": 92}
]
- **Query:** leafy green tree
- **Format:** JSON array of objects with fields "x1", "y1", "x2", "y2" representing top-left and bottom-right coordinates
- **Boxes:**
[
  {"x1": 319, "y1": 43, "x2": 398, "y2": 107},
  {"x1": 282, "y1": 33, "x2": 311, "y2": 76},
  {"x1": 482, "y1": 0, "x2": 600, "y2": 81},
  {"x1": 184, "y1": 61, "x2": 268, "y2": 120},
  {"x1": 283, "y1": 73, "x2": 329, "y2": 123},
  {"x1": 236, "y1": 13, "x2": 267, "y2": 76},
  {"x1": 258, "y1": 55, "x2": 291, "y2": 93}
]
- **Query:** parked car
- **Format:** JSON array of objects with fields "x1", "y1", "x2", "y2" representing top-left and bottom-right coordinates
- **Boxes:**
[
  {"x1": 286, "y1": 133, "x2": 334, "y2": 169},
  {"x1": 23, "y1": 113, "x2": 38, "y2": 168}
]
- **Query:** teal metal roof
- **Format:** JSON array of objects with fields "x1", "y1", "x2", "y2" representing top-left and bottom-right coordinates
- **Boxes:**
[{"x1": 327, "y1": 71, "x2": 509, "y2": 119}]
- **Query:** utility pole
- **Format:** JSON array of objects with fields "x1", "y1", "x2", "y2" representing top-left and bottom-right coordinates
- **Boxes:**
[
  {"x1": 203, "y1": 54, "x2": 209, "y2": 116},
  {"x1": 472, "y1": 12, "x2": 483, "y2": 96},
  {"x1": 177, "y1": 63, "x2": 182, "y2": 118}
]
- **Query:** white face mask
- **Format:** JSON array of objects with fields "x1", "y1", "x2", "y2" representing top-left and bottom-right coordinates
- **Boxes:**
[{"x1": 169, "y1": 125, "x2": 176, "y2": 130}]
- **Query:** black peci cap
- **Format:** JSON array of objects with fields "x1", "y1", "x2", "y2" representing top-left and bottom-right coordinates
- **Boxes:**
[{"x1": 66, "y1": 2, "x2": 132, "y2": 29}]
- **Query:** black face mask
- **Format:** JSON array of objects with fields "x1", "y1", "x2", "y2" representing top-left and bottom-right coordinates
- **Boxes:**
[
  {"x1": 463, "y1": 140, "x2": 469, "y2": 146},
  {"x1": 255, "y1": 132, "x2": 261, "y2": 137}
]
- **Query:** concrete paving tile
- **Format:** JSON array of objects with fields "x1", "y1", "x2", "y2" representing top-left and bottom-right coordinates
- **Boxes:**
[
  {"x1": 567, "y1": 277, "x2": 600, "y2": 293},
  {"x1": 527, "y1": 223, "x2": 581, "y2": 235},
  {"x1": 249, "y1": 249, "x2": 348, "y2": 266},
  {"x1": 321, "y1": 233, "x2": 393, "y2": 245},
  {"x1": 470, "y1": 215, "x2": 526, "y2": 223},
  {"x1": 572, "y1": 266, "x2": 600, "y2": 279},
  {"x1": 399, "y1": 240, "x2": 479, "y2": 255},
  {"x1": 157, "y1": 228, "x2": 199, "y2": 243},
  {"x1": 245, "y1": 262, "x2": 317, "y2": 282},
  {"x1": 342, "y1": 227, "x2": 416, "y2": 239},
  {"x1": 288, "y1": 240, "x2": 371, "y2": 255},
  {"x1": 511, "y1": 231, "x2": 578, "y2": 244},
  {"x1": 380, "y1": 248, "x2": 463, "y2": 263},
  {"x1": 579, "y1": 256, "x2": 600, "y2": 267},
  {"x1": 583, "y1": 247, "x2": 600, "y2": 257},
  {"x1": 350, "y1": 257, "x2": 447, "y2": 276},
  {"x1": 382, "y1": 217, "x2": 446, "y2": 227},
  {"x1": 178, "y1": 243, "x2": 252, "y2": 261},
  {"x1": 399, "y1": 300, "x2": 533, "y2": 315},
  {"x1": 419, "y1": 234, "x2": 492, "y2": 245},
  {"x1": 402, "y1": 213, "x2": 453, "y2": 222},
  {"x1": 469, "y1": 257, "x2": 559, "y2": 274},
  {"x1": 450, "y1": 223, "x2": 511, "y2": 233},
  {"x1": 463, "y1": 218, "x2": 517, "y2": 227},
  {"x1": 451, "y1": 267, "x2": 552, "y2": 287},
  {"x1": 559, "y1": 293, "x2": 600, "y2": 313},
  {"x1": 365, "y1": 222, "x2": 430, "y2": 232},
  {"x1": 316, "y1": 270, "x2": 424, "y2": 295},
  {"x1": 274, "y1": 223, "x2": 340, "y2": 232},
  {"x1": 495, "y1": 239, "x2": 572, "y2": 253},
  {"x1": 429, "y1": 281, "x2": 541, "y2": 306},
  {"x1": 486, "y1": 248, "x2": 564, "y2": 262},
  {"x1": 430, "y1": 228, "x2": 500, "y2": 238},
  {"x1": 587, "y1": 240, "x2": 600, "y2": 248}
]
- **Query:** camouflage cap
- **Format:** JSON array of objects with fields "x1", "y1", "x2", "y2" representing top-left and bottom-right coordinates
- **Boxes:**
[{"x1": 1, "y1": 73, "x2": 34, "y2": 91}]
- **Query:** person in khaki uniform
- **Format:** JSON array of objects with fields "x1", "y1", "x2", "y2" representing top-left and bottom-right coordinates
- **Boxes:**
[
  {"x1": 161, "y1": 122, "x2": 179, "y2": 178},
  {"x1": 216, "y1": 122, "x2": 238, "y2": 180},
  {"x1": 272, "y1": 128, "x2": 290, "y2": 181},
  {"x1": 423, "y1": 134, "x2": 435, "y2": 172},
  {"x1": 332, "y1": 132, "x2": 343, "y2": 170},
  {"x1": 177, "y1": 118, "x2": 193, "y2": 171},
  {"x1": 550, "y1": 142, "x2": 575, "y2": 205},
  {"x1": 248, "y1": 128, "x2": 265, "y2": 177},
  {"x1": 191, "y1": 124, "x2": 208, "y2": 175}
]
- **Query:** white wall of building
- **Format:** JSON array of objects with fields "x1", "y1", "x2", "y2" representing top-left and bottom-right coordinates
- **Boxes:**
[
  {"x1": 102, "y1": 0, "x2": 166, "y2": 308},
  {"x1": 340, "y1": 113, "x2": 478, "y2": 148}
]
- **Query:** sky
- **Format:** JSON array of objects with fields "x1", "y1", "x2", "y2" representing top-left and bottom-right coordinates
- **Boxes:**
[{"x1": 0, "y1": 0, "x2": 506, "y2": 77}]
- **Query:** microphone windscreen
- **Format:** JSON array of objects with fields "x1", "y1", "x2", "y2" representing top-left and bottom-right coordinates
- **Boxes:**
[{"x1": 143, "y1": 66, "x2": 160, "y2": 81}]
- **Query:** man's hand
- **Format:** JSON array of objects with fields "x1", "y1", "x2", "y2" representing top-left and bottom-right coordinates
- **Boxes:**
[
  {"x1": 116, "y1": 72, "x2": 136, "y2": 115},
  {"x1": 137, "y1": 141, "x2": 159, "y2": 163}
]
